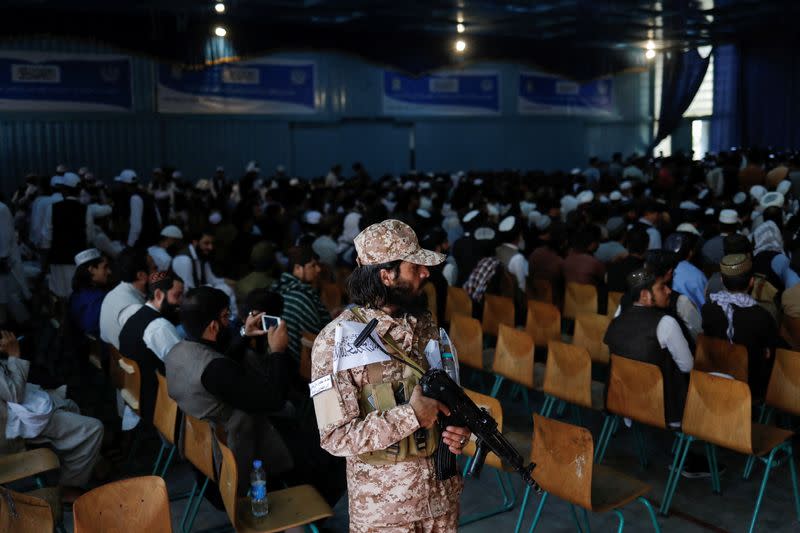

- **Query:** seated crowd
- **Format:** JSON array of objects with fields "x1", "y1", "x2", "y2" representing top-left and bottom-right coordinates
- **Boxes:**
[{"x1": 0, "y1": 150, "x2": 799, "y2": 522}]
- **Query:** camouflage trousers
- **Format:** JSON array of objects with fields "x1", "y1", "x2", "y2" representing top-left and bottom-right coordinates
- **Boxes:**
[{"x1": 349, "y1": 508, "x2": 459, "y2": 533}]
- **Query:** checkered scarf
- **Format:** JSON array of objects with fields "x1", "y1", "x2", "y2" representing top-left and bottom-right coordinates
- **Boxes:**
[{"x1": 709, "y1": 290, "x2": 757, "y2": 342}]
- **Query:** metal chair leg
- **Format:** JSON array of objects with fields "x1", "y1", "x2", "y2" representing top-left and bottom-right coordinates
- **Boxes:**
[
  {"x1": 528, "y1": 491, "x2": 550, "y2": 533},
  {"x1": 490, "y1": 375, "x2": 505, "y2": 397},
  {"x1": 152, "y1": 441, "x2": 167, "y2": 476},
  {"x1": 160, "y1": 444, "x2": 177, "y2": 478},
  {"x1": 748, "y1": 446, "x2": 779, "y2": 533},
  {"x1": 184, "y1": 477, "x2": 210, "y2": 532},
  {"x1": 637, "y1": 497, "x2": 662, "y2": 533},
  {"x1": 540, "y1": 396, "x2": 555, "y2": 417},
  {"x1": 788, "y1": 443, "x2": 800, "y2": 522},
  {"x1": 180, "y1": 479, "x2": 199, "y2": 532},
  {"x1": 660, "y1": 434, "x2": 692, "y2": 516},
  {"x1": 514, "y1": 485, "x2": 533, "y2": 533},
  {"x1": 568, "y1": 504, "x2": 584, "y2": 533},
  {"x1": 581, "y1": 507, "x2": 591, "y2": 532},
  {"x1": 613, "y1": 509, "x2": 625, "y2": 533},
  {"x1": 633, "y1": 424, "x2": 648, "y2": 469},
  {"x1": 595, "y1": 415, "x2": 617, "y2": 463}
]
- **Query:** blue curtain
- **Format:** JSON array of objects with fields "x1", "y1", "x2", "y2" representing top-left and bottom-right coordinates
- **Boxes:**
[
  {"x1": 650, "y1": 48, "x2": 710, "y2": 152},
  {"x1": 709, "y1": 44, "x2": 740, "y2": 152}
]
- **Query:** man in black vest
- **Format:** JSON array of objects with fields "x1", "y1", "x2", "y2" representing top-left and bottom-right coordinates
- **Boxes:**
[
  {"x1": 42, "y1": 172, "x2": 87, "y2": 299},
  {"x1": 118, "y1": 271, "x2": 183, "y2": 427},
  {"x1": 113, "y1": 169, "x2": 161, "y2": 249}
]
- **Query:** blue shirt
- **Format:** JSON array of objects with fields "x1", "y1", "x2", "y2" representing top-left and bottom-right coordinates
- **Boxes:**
[
  {"x1": 672, "y1": 260, "x2": 707, "y2": 311},
  {"x1": 771, "y1": 253, "x2": 800, "y2": 289},
  {"x1": 69, "y1": 287, "x2": 107, "y2": 337}
]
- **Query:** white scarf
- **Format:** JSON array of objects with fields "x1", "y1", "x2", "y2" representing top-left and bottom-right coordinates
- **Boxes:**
[{"x1": 709, "y1": 290, "x2": 757, "y2": 342}]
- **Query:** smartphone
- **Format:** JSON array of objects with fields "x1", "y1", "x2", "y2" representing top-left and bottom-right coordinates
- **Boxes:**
[{"x1": 261, "y1": 315, "x2": 282, "y2": 330}]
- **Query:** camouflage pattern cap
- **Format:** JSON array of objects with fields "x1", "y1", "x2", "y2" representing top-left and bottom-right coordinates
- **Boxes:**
[{"x1": 354, "y1": 219, "x2": 446, "y2": 266}]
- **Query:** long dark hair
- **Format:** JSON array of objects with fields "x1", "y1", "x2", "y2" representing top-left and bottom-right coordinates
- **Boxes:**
[{"x1": 346, "y1": 260, "x2": 401, "y2": 308}]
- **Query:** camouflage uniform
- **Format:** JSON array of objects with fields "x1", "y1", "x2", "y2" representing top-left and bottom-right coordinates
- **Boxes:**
[{"x1": 311, "y1": 219, "x2": 461, "y2": 532}]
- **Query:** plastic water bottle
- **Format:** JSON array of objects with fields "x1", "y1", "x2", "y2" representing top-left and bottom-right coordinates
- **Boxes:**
[
  {"x1": 250, "y1": 460, "x2": 269, "y2": 518},
  {"x1": 441, "y1": 345, "x2": 460, "y2": 385}
]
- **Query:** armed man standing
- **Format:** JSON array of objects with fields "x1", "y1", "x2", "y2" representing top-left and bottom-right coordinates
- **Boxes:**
[{"x1": 310, "y1": 219, "x2": 471, "y2": 533}]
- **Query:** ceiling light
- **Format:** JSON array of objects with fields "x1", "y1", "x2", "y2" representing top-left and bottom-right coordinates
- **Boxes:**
[
  {"x1": 457, "y1": 23, "x2": 465, "y2": 33},
  {"x1": 646, "y1": 40, "x2": 655, "y2": 50},
  {"x1": 455, "y1": 39, "x2": 467, "y2": 53},
  {"x1": 214, "y1": 2, "x2": 225, "y2": 13},
  {"x1": 457, "y1": 12, "x2": 464, "y2": 23},
  {"x1": 214, "y1": 26, "x2": 227, "y2": 37},
  {"x1": 645, "y1": 49, "x2": 656, "y2": 60}
]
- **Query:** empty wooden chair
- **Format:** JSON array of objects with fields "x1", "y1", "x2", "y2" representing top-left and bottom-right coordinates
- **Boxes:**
[
  {"x1": 490, "y1": 325, "x2": 535, "y2": 407},
  {"x1": 694, "y1": 334, "x2": 748, "y2": 382},
  {"x1": 606, "y1": 291, "x2": 624, "y2": 318},
  {"x1": 73, "y1": 476, "x2": 171, "y2": 533},
  {"x1": 594, "y1": 355, "x2": 667, "y2": 468},
  {"x1": 459, "y1": 389, "x2": 517, "y2": 525},
  {"x1": 180, "y1": 415, "x2": 217, "y2": 533},
  {"x1": 563, "y1": 282, "x2": 598, "y2": 320},
  {"x1": 660, "y1": 371, "x2": 800, "y2": 532},
  {"x1": 445, "y1": 286, "x2": 472, "y2": 323},
  {"x1": 540, "y1": 341, "x2": 603, "y2": 422},
  {"x1": 216, "y1": 435, "x2": 332, "y2": 532},
  {"x1": 299, "y1": 332, "x2": 316, "y2": 383},
  {"x1": 763, "y1": 348, "x2": 800, "y2": 419},
  {"x1": 0, "y1": 488, "x2": 54, "y2": 533},
  {"x1": 482, "y1": 294, "x2": 515, "y2": 337},
  {"x1": 524, "y1": 301, "x2": 561, "y2": 348},
  {"x1": 514, "y1": 414, "x2": 660, "y2": 533},
  {"x1": 117, "y1": 354, "x2": 141, "y2": 414},
  {"x1": 151, "y1": 372, "x2": 179, "y2": 478},
  {"x1": 572, "y1": 313, "x2": 611, "y2": 365},
  {"x1": 449, "y1": 313, "x2": 484, "y2": 372},
  {"x1": 530, "y1": 279, "x2": 554, "y2": 305},
  {"x1": 423, "y1": 282, "x2": 438, "y2": 324}
]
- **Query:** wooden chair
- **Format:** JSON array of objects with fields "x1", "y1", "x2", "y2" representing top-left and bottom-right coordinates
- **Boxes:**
[
  {"x1": 660, "y1": 371, "x2": 800, "y2": 532},
  {"x1": 563, "y1": 282, "x2": 598, "y2": 321},
  {"x1": 151, "y1": 372, "x2": 179, "y2": 478},
  {"x1": 694, "y1": 334, "x2": 749, "y2": 382},
  {"x1": 449, "y1": 313, "x2": 484, "y2": 372},
  {"x1": 216, "y1": 435, "x2": 332, "y2": 532},
  {"x1": 482, "y1": 294, "x2": 515, "y2": 337},
  {"x1": 763, "y1": 348, "x2": 800, "y2": 419},
  {"x1": 490, "y1": 325, "x2": 535, "y2": 410},
  {"x1": 530, "y1": 278, "x2": 554, "y2": 305},
  {"x1": 319, "y1": 282, "x2": 341, "y2": 314},
  {"x1": 524, "y1": 301, "x2": 561, "y2": 349},
  {"x1": 117, "y1": 354, "x2": 141, "y2": 414},
  {"x1": 0, "y1": 448, "x2": 60, "y2": 486},
  {"x1": 572, "y1": 312, "x2": 611, "y2": 365},
  {"x1": 780, "y1": 316, "x2": 800, "y2": 350},
  {"x1": 422, "y1": 282, "x2": 438, "y2": 324},
  {"x1": 459, "y1": 389, "x2": 518, "y2": 525},
  {"x1": 107, "y1": 344, "x2": 125, "y2": 390},
  {"x1": 445, "y1": 286, "x2": 472, "y2": 323},
  {"x1": 540, "y1": 342, "x2": 603, "y2": 423},
  {"x1": 180, "y1": 415, "x2": 217, "y2": 533},
  {"x1": 299, "y1": 332, "x2": 316, "y2": 383},
  {"x1": 0, "y1": 488, "x2": 53, "y2": 533},
  {"x1": 594, "y1": 355, "x2": 667, "y2": 469},
  {"x1": 86, "y1": 334, "x2": 102, "y2": 371},
  {"x1": 514, "y1": 414, "x2": 660, "y2": 533},
  {"x1": 73, "y1": 476, "x2": 171, "y2": 533},
  {"x1": 606, "y1": 291, "x2": 624, "y2": 318}
]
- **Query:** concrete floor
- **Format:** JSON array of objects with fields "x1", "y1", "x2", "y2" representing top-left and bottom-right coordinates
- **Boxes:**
[{"x1": 54, "y1": 384, "x2": 799, "y2": 533}]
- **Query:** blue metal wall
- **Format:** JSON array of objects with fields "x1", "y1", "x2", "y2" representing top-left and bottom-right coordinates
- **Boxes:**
[{"x1": 0, "y1": 38, "x2": 651, "y2": 195}]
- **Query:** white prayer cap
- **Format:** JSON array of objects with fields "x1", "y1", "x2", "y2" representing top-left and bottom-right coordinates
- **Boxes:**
[
  {"x1": 160, "y1": 225, "x2": 184, "y2": 239},
  {"x1": 115, "y1": 169, "x2": 138, "y2": 184},
  {"x1": 577, "y1": 190, "x2": 594, "y2": 205},
  {"x1": 676, "y1": 222, "x2": 700, "y2": 236},
  {"x1": 56, "y1": 163, "x2": 67, "y2": 173},
  {"x1": 419, "y1": 196, "x2": 433, "y2": 211},
  {"x1": 419, "y1": 181, "x2": 431, "y2": 190},
  {"x1": 195, "y1": 179, "x2": 212, "y2": 191},
  {"x1": 760, "y1": 192, "x2": 785, "y2": 209},
  {"x1": 77, "y1": 166, "x2": 88, "y2": 176},
  {"x1": 777, "y1": 180, "x2": 792, "y2": 195},
  {"x1": 208, "y1": 211, "x2": 223, "y2": 225},
  {"x1": 535, "y1": 215, "x2": 552, "y2": 231},
  {"x1": 289, "y1": 178, "x2": 300, "y2": 186},
  {"x1": 519, "y1": 201, "x2": 536, "y2": 217},
  {"x1": 60, "y1": 172, "x2": 81, "y2": 188},
  {"x1": 50, "y1": 175, "x2": 63, "y2": 187},
  {"x1": 216, "y1": 166, "x2": 224, "y2": 172},
  {"x1": 733, "y1": 191, "x2": 747, "y2": 205},
  {"x1": 570, "y1": 167, "x2": 582, "y2": 175},
  {"x1": 304, "y1": 210, "x2": 322, "y2": 225},
  {"x1": 245, "y1": 160, "x2": 260, "y2": 173},
  {"x1": 403, "y1": 181, "x2": 416, "y2": 190},
  {"x1": 486, "y1": 203, "x2": 500, "y2": 217},
  {"x1": 416, "y1": 208, "x2": 431, "y2": 219},
  {"x1": 749, "y1": 185, "x2": 767, "y2": 200},
  {"x1": 473, "y1": 178, "x2": 484, "y2": 186},
  {"x1": 172, "y1": 170, "x2": 182, "y2": 179},
  {"x1": 705, "y1": 207, "x2": 715, "y2": 216},
  {"x1": 679, "y1": 200, "x2": 700, "y2": 211},
  {"x1": 697, "y1": 188, "x2": 710, "y2": 200},
  {"x1": 560, "y1": 195, "x2": 578, "y2": 214},
  {"x1": 474, "y1": 227, "x2": 496, "y2": 241},
  {"x1": 527, "y1": 210, "x2": 542, "y2": 226},
  {"x1": 599, "y1": 195, "x2": 609, "y2": 204},
  {"x1": 719, "y1": 209, "x2": 739, "y2": 225},
  {"x1": 463, "y1": 210, "x2": 480, "y2": 223},
  {"x1": 620, "y1": 181, "x2": 632, "y2": 191},
  {"x1": 498, "y1": 215, "x2": 516, "y2": 233},
  {"x1": 609, "y1": 190, "x2": 623, "y2": 201},
  {"x1": 74, "y1": 248, "x2": 101, "y2": 267},
  {"x1": 276, "y1": 164, "x2": 286, "y2": 173}
]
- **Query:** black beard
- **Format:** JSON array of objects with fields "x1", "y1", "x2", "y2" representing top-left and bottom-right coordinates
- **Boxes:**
[
  {"x1": 385, "y1": 282, "x2": 428, "y2": 317},
  {"x1": 160, "y1": 301, "x2": 180, "y2": 325}
]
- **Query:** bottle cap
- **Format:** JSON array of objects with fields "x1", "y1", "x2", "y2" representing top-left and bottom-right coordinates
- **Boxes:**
[{"x1": 253, "y1": 459, "x2": 262, "y2": 468}]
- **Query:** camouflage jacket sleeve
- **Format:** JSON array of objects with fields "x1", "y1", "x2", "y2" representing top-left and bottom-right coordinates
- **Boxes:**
[{"x1": 310, "y1": 319, "x2": 421, "y2": 457}]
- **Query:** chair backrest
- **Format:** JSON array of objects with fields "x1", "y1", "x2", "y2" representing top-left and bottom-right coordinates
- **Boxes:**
[
  {"x1": 216, "y1": 435, "x2": 239, "y2": 529},
  {"x1": 319, "y1": 281, "x2": 341, "y2": 313},
  {"x1": 682, "y1": 370, "x2": 753, "y2": 454},
  {"x1": 572, "y1": 312, "x2": 611, "y2": 365},
  {"x1": 0, "y1": 488, "x2": 53, "y2": 533},
  {"x1": 107, "y1": 343, "x2": 125, "y2": 390},
  {"x1": 299, "y1": 332, "x2": 316, "y2": 382},
  {"x1": 117, "y1": 353, "x2": 141, "y2": 413},
  {"x1": 694, "y1": 334, "x2": 749, "y2": 383},
  {"x1": 530, "y1": 414, "x2": 593, "y2": 509},
  {"x1": 482, "y1": 294, "x2": 515, "y2": 337},
  {"x1": 153, "y1": 372, "x2": 178, "y2": 445},
  {"x1": 606, "y1": 291, "x2": 624, "y2": 318},
  {"x1": 531, "y1": 278, "x2": 554, "y2": 305},
  {"x1": 449, "y1": 313, "x2": 483, "y2": 371},
  {"x1": 563, "y1": 282, "x2": 598, "y2": 320},
  {"x1": 422, "y1": 282, "x2": 438, "y2": 324},
  {"x1": 765, "y1": 348, "x2": 800, "y2": 416},
  {"x1": 491, "y1": 324, "x2": 535, "y2": 388},
  {"x1": 463, "y1": 389, "x2": 504, "y2": 470},
  {"x1": 525, "y1": 300, "x2": 561, "y2": 348},
  {"x1": 606, "y1": 355, "x2": 667, "y2": 429},
  {"x1": 543, "y1": 342, "x2": 592, "y2": 408},
  {"x1": 73, "y1": 476, "x2": 171, "y2": 533},
  {"x1": 182, "y1": 415, "x2": 216, "y2": 481},
  {"x1": 445, "y1": 286, "x2": 472, "y2": 323},
  {"x1": 86, "y1": 335, "x2": 103, "y2": 370},
  {"x1": 781, "y1": 316, "x2": 800, "y2": 351}
]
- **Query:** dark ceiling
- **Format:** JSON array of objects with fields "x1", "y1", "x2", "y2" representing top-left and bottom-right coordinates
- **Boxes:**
[{"x1": 1, "y1": 1, "x2": 797, "y2": 79}]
